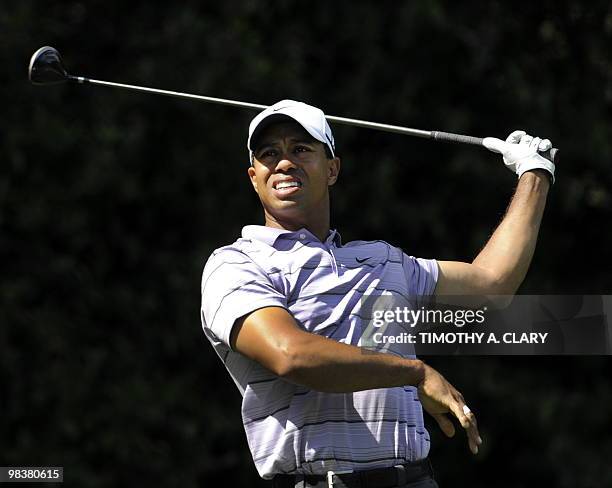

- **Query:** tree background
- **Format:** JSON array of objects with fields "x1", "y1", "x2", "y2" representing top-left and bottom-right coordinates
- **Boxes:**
[{"x1": 1, "y1": 1, "x2": 611, "y2": 486}]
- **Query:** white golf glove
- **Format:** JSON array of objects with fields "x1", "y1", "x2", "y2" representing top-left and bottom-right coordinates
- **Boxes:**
[{"x1": 483, "y1": 130, "x2": 555, "y2": 184}]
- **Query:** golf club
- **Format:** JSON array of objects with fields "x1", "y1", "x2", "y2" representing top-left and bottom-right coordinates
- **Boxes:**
[{"x1": 28, "y1": 46, "x2": 558, "y2": 163}]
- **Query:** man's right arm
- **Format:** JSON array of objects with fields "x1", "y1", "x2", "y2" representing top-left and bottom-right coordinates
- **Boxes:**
[
  {"x1": 231, "y1": 306, "x2": 424, "y2": 393},
  {"x1": 231, "y1": 305, "x2": 481, "y2": 454}
]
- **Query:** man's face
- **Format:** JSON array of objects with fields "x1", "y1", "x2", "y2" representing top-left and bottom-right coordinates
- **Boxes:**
[{"x1": 247, "y1": 121, "x2": 340, "y2": 226}]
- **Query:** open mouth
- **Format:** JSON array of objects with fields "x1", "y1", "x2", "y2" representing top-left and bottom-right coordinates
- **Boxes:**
[{"x1": 273, "y1": 179, "x2": 303, "y2": 196}]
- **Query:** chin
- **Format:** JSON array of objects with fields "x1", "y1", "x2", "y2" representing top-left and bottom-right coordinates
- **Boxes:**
[
  {"x1": 267, "y1": 196, "x2": 303, "y2": 209},
  {"x1": 265, "y1": 203, "x2": 307, "y2": 221}
]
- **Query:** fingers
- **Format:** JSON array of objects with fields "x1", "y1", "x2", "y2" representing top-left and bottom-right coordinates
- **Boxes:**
[
  {"x1": 505, "y1": 130, "x2": 526, "y2": 144},
  {"x1": 433, "y1": 407, "x2": 482, "y2": 454},
  {"x1": 484, "y1": 132, "x2": 549, "y2": 157},
  {"x1": 528, "y1": 136, "x2": 541, "y2": 150},
  {"x1": 418, "y1": 365, "x2": 484, "y2": 454},
  {"x1": 449, "y1": 401, "x2": 470, "y2": 430},
  {"x1": 482, "y1": 137, "x2": 506, "y2": 154},
  {"x1": 520, "y1": 134, "x2": 534, "y2": 146},
  {"x1": 452, "y1": 391, "x2": 481, "y2": 454},
  {"x1": 449, "y1": 401, "x2": 482, "y2": 455},
  {"x1": 539, "y1": 138, "x2": 552, "y2": 151},
  {"x1": 508, "y1": 131, "x2": 552, "y2": 153},
  {"x1": 484, "y1": 132, "x2": 540, "y2": 157},
  {"x1": 464, "y1": 409, "x2": 482, "y2": 455},
  {"x1": 433, "y1": 413, "x2": 456, "y2": 438}
]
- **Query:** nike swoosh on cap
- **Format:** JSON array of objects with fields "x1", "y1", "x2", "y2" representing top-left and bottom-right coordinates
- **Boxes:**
[{"x1": 356, "y1": 257, "x2": 371, "y2": 263}]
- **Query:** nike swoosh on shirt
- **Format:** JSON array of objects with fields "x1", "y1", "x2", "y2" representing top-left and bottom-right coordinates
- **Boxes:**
[{"x1": 356, "y1": 257, "x2": 372, "y2": 263}]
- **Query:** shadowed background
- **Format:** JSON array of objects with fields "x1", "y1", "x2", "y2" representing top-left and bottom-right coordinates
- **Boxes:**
[{"x1": 1, "y1": 1, "x2": 611, "y2": 486}]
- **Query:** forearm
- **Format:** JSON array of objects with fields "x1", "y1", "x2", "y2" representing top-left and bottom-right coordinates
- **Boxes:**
[
  {"x1": 281, "y1": 332, "x2": 425, "y2": 393},
  {"x1": 473, "y1": 170, "x2": 550, "y2": 293}
]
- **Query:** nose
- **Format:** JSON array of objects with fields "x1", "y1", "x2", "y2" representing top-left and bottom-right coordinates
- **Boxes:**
[{"x1": 274, "y1": 154, "x2": 298, "y2": 172}]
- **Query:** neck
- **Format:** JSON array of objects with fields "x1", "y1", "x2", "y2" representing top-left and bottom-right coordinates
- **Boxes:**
[{"x1": 263, "y1": 207, "x2": 330, "y2": 242}]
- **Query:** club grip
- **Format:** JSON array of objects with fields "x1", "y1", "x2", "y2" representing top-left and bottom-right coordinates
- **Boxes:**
[
  {"x1": 431, "y1": 131, "x2": 483, "y2": 146},
  {"x1": 431, "y1": 130, "x2": 559, "y2": 164}
]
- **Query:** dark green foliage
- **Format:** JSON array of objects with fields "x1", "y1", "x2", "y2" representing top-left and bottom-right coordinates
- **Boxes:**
[{"x1": 1, "y1": 1, "x2": 611, "y2": 486}]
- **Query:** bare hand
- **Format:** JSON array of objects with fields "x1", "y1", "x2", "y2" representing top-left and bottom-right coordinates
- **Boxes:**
[{"x1": 417, "y1": 363, "x2": 482, "y2": 454}]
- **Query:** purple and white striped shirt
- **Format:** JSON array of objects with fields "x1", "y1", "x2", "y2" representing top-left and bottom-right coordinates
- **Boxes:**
[{"x1": 200, "y1": 225, "x2": 438, "y2": 479}]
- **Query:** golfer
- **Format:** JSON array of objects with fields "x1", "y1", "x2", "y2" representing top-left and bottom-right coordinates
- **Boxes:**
[{"x1": 200, "y1": 100, "x2": 555, "y2": 487}]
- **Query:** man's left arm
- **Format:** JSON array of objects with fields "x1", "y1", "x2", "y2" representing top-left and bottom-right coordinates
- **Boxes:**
[{"x1": 435, "y1": 131, "x2": 554, "y2": 295}]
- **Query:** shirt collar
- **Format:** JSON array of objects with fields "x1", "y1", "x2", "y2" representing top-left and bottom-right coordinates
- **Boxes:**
[
  {"x1": 242, "y1": 225, "x2": 342, "y2": 247},
  {"x1": 326, "y1": 229, "x2": 342, "y2": 247}
]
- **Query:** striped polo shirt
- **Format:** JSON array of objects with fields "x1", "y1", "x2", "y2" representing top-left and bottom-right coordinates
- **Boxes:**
[{"x1": 200, "y1": 225, "x2": 438, "y2": 479}]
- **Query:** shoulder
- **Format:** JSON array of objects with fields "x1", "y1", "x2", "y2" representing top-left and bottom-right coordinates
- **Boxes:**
[
  {"x1": 203, "y1": 239, "x2": 251, "y2": 271},
  {"x1": 206, "y1": 239, "x2": 253, "y2": 264},
  {"x1": 201, "y1": 238, "x2": 267, "y2": 290}
]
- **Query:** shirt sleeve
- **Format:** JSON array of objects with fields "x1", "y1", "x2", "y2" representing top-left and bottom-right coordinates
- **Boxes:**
[
  {"x1": 402, "y1": 253, "x2": 439, "y2": 296},
  {"x1": 200, "y1": 248, "x2": 287, "y2": 349}
]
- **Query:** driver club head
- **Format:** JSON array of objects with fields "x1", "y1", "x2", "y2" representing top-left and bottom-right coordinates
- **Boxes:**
[{"x1": 28, "y1": 46, "x2": 69, "y2": 85}]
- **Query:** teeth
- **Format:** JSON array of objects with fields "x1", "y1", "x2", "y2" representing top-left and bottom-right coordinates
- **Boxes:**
[{"x1": 276, "y1": 181, "x2": 301, "y2": 189}]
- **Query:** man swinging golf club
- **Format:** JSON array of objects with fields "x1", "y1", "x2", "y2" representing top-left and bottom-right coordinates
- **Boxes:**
[{"x1": 200, "y1": 100, "x2": 555, "y2": 488}]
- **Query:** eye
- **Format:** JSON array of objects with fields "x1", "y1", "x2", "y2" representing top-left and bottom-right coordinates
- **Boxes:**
[
  {"x1": 259, "y1": 149, "x2": 277, "y2": 158},
  {"x1": 294, "y1": 145, "x2": 311, "y2": 153}
]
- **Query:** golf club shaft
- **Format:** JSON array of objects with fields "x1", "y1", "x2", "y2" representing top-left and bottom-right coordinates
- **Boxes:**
[
  {"x1": 67, "y1": 76, "x2": 476, "y2": 143},
  {"x1": 67, "y1": 75, "x2": 557, "y2": 162},
  {"x1": 68, "y1": 75, "x2": 268, "y2": 111}
]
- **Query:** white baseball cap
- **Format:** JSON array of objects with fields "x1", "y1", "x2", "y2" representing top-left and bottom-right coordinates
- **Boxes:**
[{"x1": 247, "y1": 99, "x2": 336, "y2": 162}]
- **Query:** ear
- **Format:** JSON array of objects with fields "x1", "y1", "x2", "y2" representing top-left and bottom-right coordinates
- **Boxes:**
[
  {"x1": 247, "y1": 165, "x2": 259, "y2": 194},
  {"x1": 327, "y1": 157, "x2": 341, "y2": 186}
]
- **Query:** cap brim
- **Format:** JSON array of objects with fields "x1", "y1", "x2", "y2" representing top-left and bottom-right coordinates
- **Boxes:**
[{"x1": 248, "y1": 113, "x2": 296, "y2": 151}]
